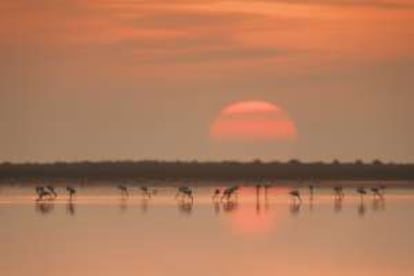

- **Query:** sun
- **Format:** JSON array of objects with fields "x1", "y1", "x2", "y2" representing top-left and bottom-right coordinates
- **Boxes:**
[{"x1": 210, "y1": 100, "x2": 298, "y2": 142}]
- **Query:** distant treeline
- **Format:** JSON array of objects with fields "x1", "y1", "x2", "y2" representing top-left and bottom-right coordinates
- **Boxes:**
[{"x1": 1, "y1": 160, "x2": 414, "y2": 182}]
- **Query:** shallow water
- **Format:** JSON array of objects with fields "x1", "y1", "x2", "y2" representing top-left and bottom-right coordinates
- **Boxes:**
[{"x1": 1, "y1": 182, "x2": 414, "y2": 276}]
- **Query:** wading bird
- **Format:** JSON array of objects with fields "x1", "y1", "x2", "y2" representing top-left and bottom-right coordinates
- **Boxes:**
[
  {"x1": 46, "y1": 185, "x2": 57, "y2": 198},
  {"x1": 308, "y1": 185, "x2": 314, "y2": 199},
  {"x1": 66, "y1": 186, "x2": 76, "y2": 200},
  {"x1": 117, "y1": 185, "x2": 129, "y2": 197},
  {"x1": 221, "y1": 185, "x2": 239, "y2": 202},
  {"x1": 35, "y1": 186, "x2": 52, "y2": 201},
  {"x1": 334, "y1": 185, "x2": 344, "y2": 199},
  {"x1": 140, "y1": 186, "x2": 152, "y2": 199},
  {"x1": 212, "y1": 188, "x2": 221, "y2": 200},
  {"x1": 176, "y1": 186, "x2": 193, "y2": 202},
  {"x1": 289, "y1": 190, "x2": 302, "y2": 204},
  {"x1": 357, "y1": 187, "x2": 367, "y2": 201},
  {"x1": 370, "y1": 187, "x2": 384, "y2": 199}
]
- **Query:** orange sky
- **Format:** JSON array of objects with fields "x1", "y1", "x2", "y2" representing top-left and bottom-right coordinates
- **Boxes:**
[{"x1": 0, "y1": 0, "x2": 413, "y2": 162}]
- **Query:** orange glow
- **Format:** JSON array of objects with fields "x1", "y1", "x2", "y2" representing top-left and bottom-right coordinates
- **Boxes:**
[
  {"x1": 210, "y1": 101, "x2": 297, "y2": 142},
  {"x1": 229, "y1": 205, "x2": 277, "y2": 236}
]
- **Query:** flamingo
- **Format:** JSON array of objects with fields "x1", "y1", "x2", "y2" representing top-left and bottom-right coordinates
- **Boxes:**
[
  {"x1": 212, "y1": 188, "x2": 221, "y2": 200},
  {"x1": 289, "y1": 190, "x2": 302, "y2": 204},
  {"x1": 46, "y1": 185, "x2": 58, "y2": 198},
  {"x1": 357, "y1": 187, "x2": 367, "y2": 202},
  {"x1": 35, "y1": 186, "x2": 52, "y2": 201},
  {"x1": 221, "y1": 185, "x2": 239, "y2": 202},
  {"x1": 117, "y1": 185, "x2": 129, "y2": 197},
  {"x1": 176, "y1": 186, "x2": 193, "y2": 202},
  {"x1": 308, "y1": 185, "x2": 314, "y2": 199},
  {"x1": 334, "y1": 185, "x2": 344, "y2": 199},
  {"x1": 140, "y1": 186, "x2": 151, "y2": 198},
  {"x1": 370, "y1": 187, "x2": 384, "y2": 199},
  {"x1": 66, "y1": 186, "x2": 76, "y2": 200}
]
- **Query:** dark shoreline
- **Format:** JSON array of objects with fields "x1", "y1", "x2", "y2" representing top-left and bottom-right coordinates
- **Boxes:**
[{"x1": 1, "y1": 160, "x2": 414, "y2": 182}]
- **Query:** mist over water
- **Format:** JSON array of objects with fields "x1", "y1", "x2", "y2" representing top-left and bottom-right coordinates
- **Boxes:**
[{"x1": 1, "y1": 182, "x2": 414, "y2": 276}]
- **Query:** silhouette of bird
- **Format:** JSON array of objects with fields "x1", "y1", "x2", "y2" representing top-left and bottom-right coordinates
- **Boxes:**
[
  {"x1": 46, "y1": 185, "x2": 57, "y2": 198},
  {"x1": 289, "y1": 190, "x2": 302, "y2": 203},
  {"x1": 308, "y1": 185, "x2": 314, "y2": 198},
  {"x1": 66, "y1": 186, "x2": 76, "y2": 200},
  {"x1": 212, "y1": 188, "x2": 221, "y2": 200},
  {"x1": 176, "y1": 186, "x2": 193, "y2": 202},
  {"x1": 221, "y1": 185, "x2": 239, "y2": 202},
  {"x1": 117, "y1": 185, "x2": 129, "y2": 197},
  {"x1": 35, "y1": 186, "x2": 52, "y2": 201},
  {"x1": 370, "y1": 187, "x2": 384, "y2": 199},
  {"x1": 357, "y1": 187, "x2": 367, "y2": 201},
  {"x1": 334, "y1": 185, "x2": 344, "y2": 199},
  {"x1": 140, "y1": 186, "x2": 151, "y2": 198}
]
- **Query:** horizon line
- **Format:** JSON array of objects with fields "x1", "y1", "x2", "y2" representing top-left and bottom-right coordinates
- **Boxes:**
[{"x1": 1, "y1": 159, "x2": 413, "y2": 166}]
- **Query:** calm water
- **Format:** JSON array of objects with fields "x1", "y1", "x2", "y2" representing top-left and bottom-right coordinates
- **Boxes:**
[{"x1": 1, "y1": 182, "x2": 414, "y2": 276}]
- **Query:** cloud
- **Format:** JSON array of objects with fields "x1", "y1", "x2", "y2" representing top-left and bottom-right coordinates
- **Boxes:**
[
  {"x1": 0, "y1": 0, "x2": 412, "y2": 70},
  {"x1": 133, "y1": 47, "x2": 285, "y2": 64},
  {"x1": 244, "y1": 0, "x2": 414, "y2": 9}
]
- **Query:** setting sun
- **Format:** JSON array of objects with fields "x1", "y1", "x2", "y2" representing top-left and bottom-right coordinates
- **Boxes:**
[{"x1": 210, "y1": 101, "x2": 298, "y2": 142}]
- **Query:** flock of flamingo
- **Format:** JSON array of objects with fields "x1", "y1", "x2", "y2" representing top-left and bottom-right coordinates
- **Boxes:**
[
  {"x1": 34, "y1": 183, "x2": 386, "y2": 204},
  {"x1": 288, "y1": 184, "x2": 386, "y2": 203}
]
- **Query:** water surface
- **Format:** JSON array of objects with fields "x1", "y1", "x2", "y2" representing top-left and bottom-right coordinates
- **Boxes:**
[{"x1": 1, "y1": 182, "x2": 413, "y2": 276}]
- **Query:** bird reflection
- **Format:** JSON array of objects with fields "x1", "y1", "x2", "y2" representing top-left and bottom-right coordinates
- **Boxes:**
[
  {"x1": 213, "y1": 201, "x2": 221, "y2": 215},
  {"x1": 35, "y1": 202, "x2": 54, "y2": 215},
  {"x1": 309, "y1": 197, "x2": 314, "y2": 212},
  {"x1": 66, "y1": 201, "x2": 75, "y2": 216},
  {"x1": 222, "y1": 201, "x2": 238, "y2": 213},
  {"x1": 334, "y1": 198, "x2": 343, "y2": 213},
  {"x1": 141, "y1": 198, "x2": 149, "y2": 213},
  {"x1": 358, "y1": 202, "x2": 366, "y2": 216},
  {"x1": 289, "y1": 202, "x2": 301, "y2": 216},
  {"x1": 372, "y1": 198, "x2": 386, "y2": 211},
  {"x1": 119, "y1": 197, "x2": 128, "y2": 212},
  {"x1": 256, "y1": 184, "x2": 261, "y2": 214},
  {"x1": 178, "y1": 201, "x2": 193, "y2": 215}
]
